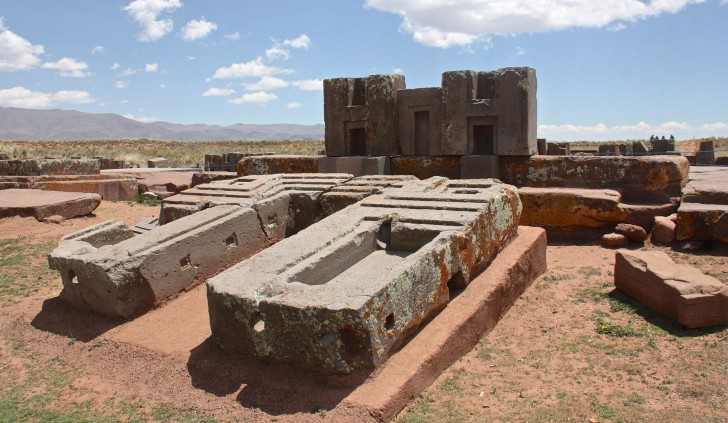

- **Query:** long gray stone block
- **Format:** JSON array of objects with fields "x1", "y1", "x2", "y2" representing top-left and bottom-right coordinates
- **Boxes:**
[{"x1": 207, "y1": 177, "x2": 522, "y2": 375}]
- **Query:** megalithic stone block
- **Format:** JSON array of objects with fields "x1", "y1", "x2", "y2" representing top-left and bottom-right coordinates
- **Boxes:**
[
  {"x1": 48, "y1": 205, "x2": 268, "y2": 317},
  {"x1": 207, "y1": 177, "x2": 522, "y2": 375},
  {"x1": 48, "y1": 174, "x2": 356, "y2": 318}
]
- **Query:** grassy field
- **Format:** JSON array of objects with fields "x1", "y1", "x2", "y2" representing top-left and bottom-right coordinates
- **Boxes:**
[{"x1": 0, "y1": 139, "x2": 325, "y2": 168}]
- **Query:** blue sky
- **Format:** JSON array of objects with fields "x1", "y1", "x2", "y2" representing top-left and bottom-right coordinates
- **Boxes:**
[{"x1": 1, "y1": 0, "x2": 727, "y2": 141}]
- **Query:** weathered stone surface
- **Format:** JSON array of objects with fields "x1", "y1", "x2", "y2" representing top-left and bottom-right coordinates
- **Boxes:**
[
  {"x1": 440, "y1": 68, "x2": 537, "y2": 156},
  {"x1": 0, "y1": 175, "x2": 138, "y2": 201},
  {"x1": 653, "y1": 216, "x2": 676, "y2": 243},
  {"x1": 602, "y1": 233, "x2": 629, "y2": 248},
  {"x1": 49, "y1": 205, "x2": 268, "y2": 317},
  {"x1": 0, "y1": 153, "x2": 9, "y2": 160},
  {"x1": 32, "y1": 175, "x2": 138, "y2": 201},
  {"x1": 324, "y1": 74, "x2": 405, "y2": 157},
  {"x1": 614, "y1": 250, "x2": 728, "y2": 328},
  {"x1": 390, "y1": 156, "x2": 461, "y2": 179},
  {"x1": 518, "y1": 187, "x2": 626, "y2": 228},
  {"x1": 320, "y1": 175, "x2": 417, "y2": 215},
  {"x1": 340, "y1": 226, "x2": 547, "y2": 421},
  {"x1": 207, "y1": 177, "x2": 521, "y2": 375},
  {"x1": 397, "y1": 87, "x2": 444, "y2": 156},
  {"x1": 676, "y1": 202, "x2": 728, "y2": 243},
  {"x1": 0, "y1": 158, "x2": 100, "y2": 176},
  {"x1": 318, "y1": 156, "x2": 390, "y2": 176},
  {"x1": 615, "y1": 223, "x2": 647, "y2": 243},
  {"x1": 681, "y1": 167, "x2": 728, "y2": 205},
  {"x1": 237, "y1": 155, "x2": 323, "y2": 176},
  {"x1": 0, "y1": 189, "x2": 101, "y2": 220},
  {"x1": 61, "y1": 219, "x2": 136, "y2": 247},
  {"x1": 161, "y1": 173, "x2": 352, "y2": 226},
  {"x1": 48, "y1": 174, "x2": 366, "y2": 317},
  {"x1": 547, "y1": 142, "x2": 570, "y2": 155},
  {"x1": 677, "y1": 167, "x2": 728, "y2": 243},
  {"x1": 499, "y1": 156, "x2": 689, "y2": 204},
  {"x1": 461, "y1": 155, "x2": 499, "y2": 179},
  {"x1": 620, "y1": 202, "x2": 678, "y2": 230},
  {"x1": 191, "y1": 171, "x2": 237, "y2": 187},
  {"x1": 147, "y1": 157, "x2": 169, "y2": 168},
  {"x1": 133, "y1": 171, "x2": 193, "y2": 199}
]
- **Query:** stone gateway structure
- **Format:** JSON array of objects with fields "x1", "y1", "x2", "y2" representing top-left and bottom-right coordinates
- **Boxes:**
[{"x1": 324, "y1": 68, "x2": 537, "y2": 158}]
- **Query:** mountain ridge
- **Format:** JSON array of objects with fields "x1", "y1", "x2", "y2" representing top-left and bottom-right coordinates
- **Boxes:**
[{"x1": 0, "y1": 107, "x2": 324, "y2": 141}]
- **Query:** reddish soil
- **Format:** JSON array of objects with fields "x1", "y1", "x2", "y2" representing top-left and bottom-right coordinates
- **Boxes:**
[{"x1": 1, "y1": 201, "x2": 726, "y2": 422}]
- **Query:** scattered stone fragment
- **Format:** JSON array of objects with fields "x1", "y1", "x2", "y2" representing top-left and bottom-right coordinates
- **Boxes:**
[
  {"x1": 601, "y1": 233, "x2": 629, "y2": 248},
  {"x1": 615, "y1": 223, "x2": 647, "y2": 243},
  {"x1": 141, "y1": 192, "x2": 159, "y2": 201},
  {"x1": 652, "y1": 216, "x2": 676, "y2": 243},
  {"x1": 0, "y1": 188, "x2": 101, "y2": 221},
  {"x1": 44, "y1": 215, "x2": 65, "y2": 224},
  {"x1": 147, "y1": 157, "x2": 169, "y2": 168},
  {"x1": 614, "y1": 250, "x2": 728, "y2": 328}
]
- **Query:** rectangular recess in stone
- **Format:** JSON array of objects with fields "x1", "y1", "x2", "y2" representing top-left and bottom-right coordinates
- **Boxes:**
[{"x1": 207, "y1": 177, "x2": 522, "y2": 375}]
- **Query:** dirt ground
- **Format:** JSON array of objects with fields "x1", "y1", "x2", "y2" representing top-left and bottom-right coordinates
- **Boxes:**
[{"x1": 1, "y1": 201, "x2": 726, "y2": 422}]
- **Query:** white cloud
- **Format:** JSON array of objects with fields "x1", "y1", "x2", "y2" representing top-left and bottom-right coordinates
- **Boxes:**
[
  {"x1": 538, "y1": 120, "x2": 728, "y2": 141},
  {"x1": 124, "y1": 0, "x2": 182, "y2": 42},
  {"x1": 265, "y1": 34, "x2": 311, "y2": 61},
  {"x1": 145, "y1": 63, "x2": 158, "y2": 73},
  {"x1": 287, "y1": 102, "x2": 302, "y2": 109},
  {"x1": 123, "y1": 113, "x2": 158, "y2": 122},
  {"x1": 265, "y1": 45, "x2": 289, "y2": 61},
  {"x1": 516, "y1": 47, "x2": 526, "y2": 56},
  {"x1": 181, "y1": 17, "x2": 217, "y2": 41},
  {"x1": 212, "y1": 57, "x2": 293, "y2": 79},
  {"x1": 120, "y1": 99, "x2": 129, "y2": 104},
  {"x1": 119, "y1": 67, "x2": 137, "y2": 76},
  {"x1": 227, "y1": 91, "x2": 278, "y2": 104},
  {"x1": 0, "y1": 18, "x2": 45, "y2": 71},
  {"x1": 186, "y1": 55, "x2": 196, "y2": 61},
  {"x1": 115, "y1": 80, "x2": 130, "y2": 89},
  {"x1": 202, "y1": 87, "x2": 235, "y2": 97},
  {"x1": 225, "y1": 32, "x2": 240, "y2": 41},
  {"x1": 42, "y1": 57, "x2": 90, "y2": 78},
  {"x1": 365, "y1": 0, "x2": 703, "y2": 48},
  {"x1": 91, "y1": 45, "x2": 105, "y2": 54},
  {"x1": 0, "y1": 86, "x2": 94, "y2": 108},
  {"x1": 111, "y1": 62, "x2": 121, "y2": 69},
  {"x1": 51, "y1": 90, "x2": 95, "y2": 104},
  {"x1": 392, "y1": 68, "x2": 404, "y2": 74},
  {"x1": 292, "y1": 79, "x2": 323, "y2": 91},
  {"x1": 608, "y1": 23, "x2": 628, "y2": 32},
  {"x1": 243, "y1": 76, "x2": 289, "y2": 91},
  {"x1": 283, "y1": 34, "x2": 311, "y2": 49}
]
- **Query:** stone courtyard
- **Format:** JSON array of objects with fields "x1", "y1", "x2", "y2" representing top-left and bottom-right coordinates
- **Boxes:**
[{"x1": 0, "y1": 67, "x2": 726, "y2": 422}]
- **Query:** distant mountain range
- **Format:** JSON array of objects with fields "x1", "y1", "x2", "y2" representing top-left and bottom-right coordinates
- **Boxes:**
[{"x1": 0, "y1": 107, "x2": 324, "y2": 141}]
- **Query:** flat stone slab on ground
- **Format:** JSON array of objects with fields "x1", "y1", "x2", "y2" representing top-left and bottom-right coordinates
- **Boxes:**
[
  {"x1": 614, "y1": 249, "x2": 728, "y2": 328},
  {"x1": 0, "y1": 188, "x2": 101, "y2": 220}
]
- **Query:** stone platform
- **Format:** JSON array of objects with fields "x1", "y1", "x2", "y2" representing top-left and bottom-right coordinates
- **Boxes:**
[
  {"x1": 0, "y1": 189, "x2": 101, "y2": 220},
  {"x1": 207, "y1": 177, "x2": 522, "y2": 375},
  {"x1": 677, "y1": 167, "x2": 728, "y2": 243}
]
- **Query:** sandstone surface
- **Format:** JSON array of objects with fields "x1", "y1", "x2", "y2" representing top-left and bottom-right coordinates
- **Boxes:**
[
  {"x1": 0, "y1": 188, "x2": 101, "y2": 220},
  {"x1": 615, "y1": 250, "x2": 728, "y2": 328}
]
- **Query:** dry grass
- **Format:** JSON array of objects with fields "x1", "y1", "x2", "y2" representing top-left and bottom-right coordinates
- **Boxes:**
[{"x1": 0, "y1": 139, "x2": 325, "y2": 168}]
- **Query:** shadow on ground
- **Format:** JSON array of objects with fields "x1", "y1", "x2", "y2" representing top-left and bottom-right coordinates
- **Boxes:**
[
  {"x1": 607, "y1": 289, "x2": 728, "y2": 337},
  {"x1": 30, "y1": 296, "x2": 125, "y2": 341},
  {"x1": 187, "y1": 338, "x2": 368, "y2": 415}
]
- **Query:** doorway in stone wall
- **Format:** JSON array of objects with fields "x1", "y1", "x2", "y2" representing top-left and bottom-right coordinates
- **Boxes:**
[
  {"x1": 348, "y1": 127, "x2": 367, "y2": 156},
  {"x1": 471, "y1": 124, "x2": 495, "y2": 155},
  {"x1": 414, "y1": 111, "x2": 430, "y2": 156}
]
